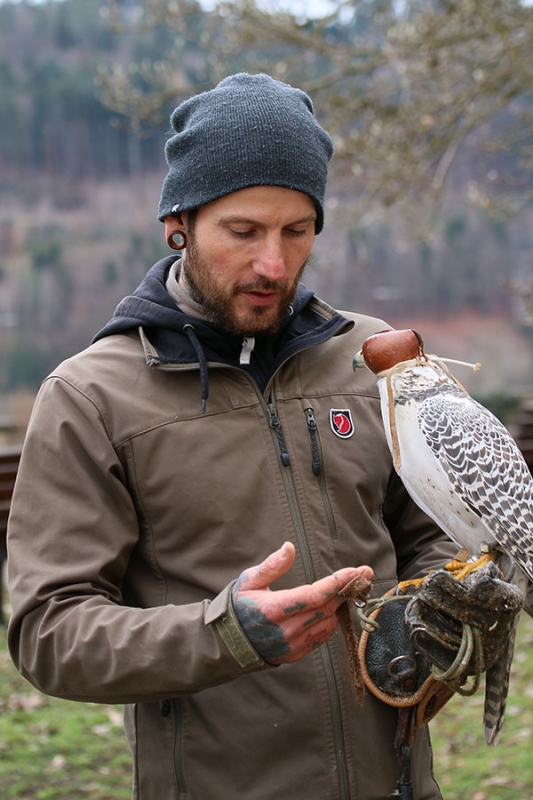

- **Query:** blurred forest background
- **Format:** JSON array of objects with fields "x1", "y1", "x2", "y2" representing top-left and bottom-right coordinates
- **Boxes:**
[{"x1": 1, "y1": 0, "x2": 533, "y2": 441}]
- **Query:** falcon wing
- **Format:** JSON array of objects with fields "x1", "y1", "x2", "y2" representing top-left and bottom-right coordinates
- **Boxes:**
[{"x1": 417, "y1": 391, "x2": 533, "y2": 581}]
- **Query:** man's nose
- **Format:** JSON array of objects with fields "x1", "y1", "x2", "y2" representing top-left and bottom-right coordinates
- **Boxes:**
[{"x1": 252, "y1": 238, "x2": 285, "y2": 281}]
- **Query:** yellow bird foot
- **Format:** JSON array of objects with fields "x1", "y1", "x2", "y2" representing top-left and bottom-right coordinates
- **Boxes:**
[
  {"x1": 444, "y1": 551, "x2": 497, "y2": 581},
  {"x1": 396, "y1": 551, "x2": 498, "y2": 594},
  {"x1": 396, "y1": 575, "x2": 429, "y2": 593}
]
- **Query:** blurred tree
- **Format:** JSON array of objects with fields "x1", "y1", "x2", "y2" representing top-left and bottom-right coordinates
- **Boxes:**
[
  {"x1": 96, "y1": 0, "x2": 216, "y2": 131},
  {"x1": 0, "y1": 59, "x2": 26, "y2": 176},
  {"x1": 96, "y1": 0, "x2": 533, "y2": 221},
  {"x1": 28, "y1": 229, "x2": 74, "y2": 331},
  {"x1": 103, "y1": 258, "x2": 119, "y2": 285},
  {"x1": 0, "y1": 0, "x2": 164, "y2": 183}
]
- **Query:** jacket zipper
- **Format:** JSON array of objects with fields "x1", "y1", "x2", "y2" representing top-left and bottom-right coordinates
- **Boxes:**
[
  {"x1": 305, "y1": 408, "x2": 321, "y2": 476},
  {"x1": 304, "y1": 406, "x2": 339, "y2": 540},
  {"x1": 267, "y1": 403, "x2": 291, "y2": 467},
  {"x1": 266, "y1": 394, "x2": 351, "y2": 800}
]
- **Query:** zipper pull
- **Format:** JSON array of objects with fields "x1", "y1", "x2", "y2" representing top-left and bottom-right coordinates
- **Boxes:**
[
  {"x1": 268, "y1": 405, "x2": 290, "y2": 467},
  {"x1": 305, "y1": 408, "x2": 321, "y2": 476}
]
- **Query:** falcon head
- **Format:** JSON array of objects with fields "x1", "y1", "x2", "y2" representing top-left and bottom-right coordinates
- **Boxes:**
[{"x1": 353, "y1": 329, "x2": 425, "y2": 374}]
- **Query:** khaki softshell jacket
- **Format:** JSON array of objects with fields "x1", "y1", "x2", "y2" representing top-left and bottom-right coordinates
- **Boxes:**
[{"x1": 7, "y1": 274, "x2": 455, "y2": 800}]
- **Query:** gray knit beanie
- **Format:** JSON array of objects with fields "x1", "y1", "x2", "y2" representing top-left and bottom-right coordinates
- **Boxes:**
[{"x1": 157, "y1": 73, "x2": 334, "y2": 233}]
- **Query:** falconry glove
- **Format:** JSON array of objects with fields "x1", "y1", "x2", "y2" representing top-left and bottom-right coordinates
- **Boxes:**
[
  {"x1": 356, "y1": 560, "x2": 523, "y2": 722},
  {"x1": 405, "y1": 560, "x2": 524, "y2": 690},
  {"x1": 353, "y1": 560, "x2": 524, "y2": 799}
]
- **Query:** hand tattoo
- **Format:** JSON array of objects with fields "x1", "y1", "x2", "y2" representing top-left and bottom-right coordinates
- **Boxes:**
[{"x1": 232, "y1": 593, "x2": 291, "y2": 662}]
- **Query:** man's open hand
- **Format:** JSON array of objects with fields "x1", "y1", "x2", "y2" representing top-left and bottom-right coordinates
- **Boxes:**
[{"x1": 232, "y1": 542, "x2": 373, "y2": 665}]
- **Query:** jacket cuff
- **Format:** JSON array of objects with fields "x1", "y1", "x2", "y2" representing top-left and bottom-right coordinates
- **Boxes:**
[{"x1": 205, "y1": 582, "x2": 266, "y2": 669}]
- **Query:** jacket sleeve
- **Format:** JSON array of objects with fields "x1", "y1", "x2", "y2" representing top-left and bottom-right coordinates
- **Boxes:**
[
  {"x1": 7, "y1": 375, "x2": 267, "y2": 705},
  {"x1": 382, "y1": 471, "x2": 458, "y2": 581}
]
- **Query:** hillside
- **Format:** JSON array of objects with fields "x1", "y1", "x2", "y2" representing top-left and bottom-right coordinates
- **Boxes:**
[
  {"x1": 2, "y1": 167, "x2": 533, "y2": 420},
  {"x1": 1, "y1": 173, "x2": 532, "y2": 448}
]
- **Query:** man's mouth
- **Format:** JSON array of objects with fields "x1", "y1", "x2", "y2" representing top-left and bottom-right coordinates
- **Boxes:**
[{"x1": 240, "y1": 288, "x2": 279, "y2": 306}]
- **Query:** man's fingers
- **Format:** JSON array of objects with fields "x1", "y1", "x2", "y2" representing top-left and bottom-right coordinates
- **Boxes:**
[
  {"x1": 238, "y1": 541, "x2": 296, "y2": 592},
  {"x1": 297, "y1": 566, "x2": 374, "y2": 612},
  {"x1": 232, "y1": 555, "x2": 374, "y2": 666},
  {"x1": 268, "y1": 608, "x2": 342, "y2": 665},
  {"x1": 239, "y1": 562, "x2": 373, "y2": 615}
]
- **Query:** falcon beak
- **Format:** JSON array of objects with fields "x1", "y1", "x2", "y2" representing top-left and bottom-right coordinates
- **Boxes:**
[{"x1": 353, "y1": 350, "x2": 365, "y2": 370}]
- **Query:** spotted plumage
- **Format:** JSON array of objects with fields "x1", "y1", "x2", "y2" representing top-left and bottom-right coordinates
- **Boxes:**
[{"x1": 355, "y1": 328, "x2": 533, "y2": 745}]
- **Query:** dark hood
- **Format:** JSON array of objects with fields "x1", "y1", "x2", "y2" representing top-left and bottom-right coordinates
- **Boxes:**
[
  {"x1": 92, "y1": 257, "x2": 351, "y2": 411},
  {"x1": 93, "y1": 256, "x2": 348, "y2": 368}
]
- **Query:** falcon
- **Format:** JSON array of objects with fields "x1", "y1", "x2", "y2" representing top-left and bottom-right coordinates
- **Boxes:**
[{"x1": 354, "y1": 327, "x2": 533, "y2": 744}]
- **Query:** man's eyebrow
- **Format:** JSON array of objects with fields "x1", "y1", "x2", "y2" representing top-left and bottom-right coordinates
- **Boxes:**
[{"x1": 218, "y1": 214, "x2": 317, "y2": 226}]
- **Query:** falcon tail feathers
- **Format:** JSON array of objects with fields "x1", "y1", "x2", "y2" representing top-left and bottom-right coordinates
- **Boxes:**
[{"x1": 483, "y1": 618, "x2": 518, "y2": 745}]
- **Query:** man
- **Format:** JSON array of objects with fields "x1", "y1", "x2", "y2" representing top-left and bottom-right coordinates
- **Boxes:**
[{"x1": 8, "y1": 73, "x2": 457, "y2": 799}]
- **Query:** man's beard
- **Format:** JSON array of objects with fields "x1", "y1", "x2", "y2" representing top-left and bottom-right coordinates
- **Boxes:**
[{"x1": 182, "y1": 235, "x2": 308, "y2": 336}]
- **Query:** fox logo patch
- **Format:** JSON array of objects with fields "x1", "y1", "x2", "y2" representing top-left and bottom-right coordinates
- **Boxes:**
[{"x1": 329, "y1": 409, "x2": 354, "y2": 439}]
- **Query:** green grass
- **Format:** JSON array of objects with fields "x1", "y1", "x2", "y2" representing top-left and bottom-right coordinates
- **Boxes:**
[
  {"x1": 430, "y1": 612, "x2": 533, "y2": 799},
  {"x1": 0, "y1": 627, "x2": 132, "y2": 799},
  {"x1": 1, "y1": 615, "x2": 533, "y2": 798}
]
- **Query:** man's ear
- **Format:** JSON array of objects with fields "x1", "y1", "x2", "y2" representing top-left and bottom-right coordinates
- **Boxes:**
[{"x1": 164, "y1": 213, "x2": 188, "y2": 251}]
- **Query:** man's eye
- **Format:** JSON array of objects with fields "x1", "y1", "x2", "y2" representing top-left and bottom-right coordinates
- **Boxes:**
[
  {"x1": 230, "y1": 229, "x2": 255, "y2": 238},
  {"x1": 286, "y1": 228, "x2": 308, "y2": 237}
]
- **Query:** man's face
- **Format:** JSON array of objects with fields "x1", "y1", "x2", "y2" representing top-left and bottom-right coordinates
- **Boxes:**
[{"x1": 178, "y1": 186, "x2": 316, "y2": 335}]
